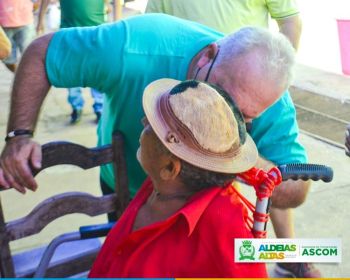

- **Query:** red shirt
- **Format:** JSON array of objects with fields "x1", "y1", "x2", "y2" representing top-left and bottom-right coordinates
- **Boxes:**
[
  {"x1": 0, "y1": 0, "x2": 33, "y2": 27},
  {"x1": 89, "y1": 178, "x2": 267, "y2": 278}
]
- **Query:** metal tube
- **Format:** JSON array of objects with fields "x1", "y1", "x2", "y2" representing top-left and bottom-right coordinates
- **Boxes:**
[{"x1": 34, "y1": 231, "x2": 81, "y2": 278}]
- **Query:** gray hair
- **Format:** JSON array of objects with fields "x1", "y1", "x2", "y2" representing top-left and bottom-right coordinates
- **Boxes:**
[{"x1": 216, "y1": 26, "x2": 295, "y2": 90}]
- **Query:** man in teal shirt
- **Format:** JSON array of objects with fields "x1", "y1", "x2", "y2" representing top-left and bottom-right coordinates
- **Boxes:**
[
  {"x1": 0, "y1": 14, "x2": 309, "y2": 232},
  {"x1": 145, "y1": 3, "x2": 313, "y2": 278}
]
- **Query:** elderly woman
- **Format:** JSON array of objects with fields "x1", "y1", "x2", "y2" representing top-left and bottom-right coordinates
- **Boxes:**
[{"x1": 89, "y1": 79, "x2": 266, "y2": 278}]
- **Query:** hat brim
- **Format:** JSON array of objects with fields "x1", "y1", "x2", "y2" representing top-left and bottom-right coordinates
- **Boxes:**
[{"x1": 143, "y1": 78, "x2": 258, "y2": 174}]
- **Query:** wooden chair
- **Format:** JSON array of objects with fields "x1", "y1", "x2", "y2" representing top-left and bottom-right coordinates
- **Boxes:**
[{"x1": 0, "y1": 131, "x2": 129, "y2": 278}]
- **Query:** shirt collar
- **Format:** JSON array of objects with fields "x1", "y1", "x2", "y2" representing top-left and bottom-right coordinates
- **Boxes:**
[
  {"x1": 178, "y1": 185, "x2": 223, "y2": 236},
  {"x1": 141, "y1": 177, "x2": 228, "y2": 237}
]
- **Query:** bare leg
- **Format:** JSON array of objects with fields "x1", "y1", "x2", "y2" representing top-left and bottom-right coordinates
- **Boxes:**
[
  {"x1": 270, "y1": 207, "x2": 294, "y2": 238},
  {"x1": 270, "y1": 208, "x2": 321, "y2": 277}
]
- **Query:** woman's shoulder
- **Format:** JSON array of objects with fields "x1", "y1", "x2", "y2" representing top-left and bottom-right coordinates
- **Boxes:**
[{"x1": 200, "y1": 184, "x2": 251, "y2": 233}]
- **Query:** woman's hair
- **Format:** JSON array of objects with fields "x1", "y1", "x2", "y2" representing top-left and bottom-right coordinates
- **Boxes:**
[
  {"x1": 157, "y1": 139, "x2": 236, "y2": 191},
  {"x1": 178, "y1": 160, "x2": 236, "y2": 192}
]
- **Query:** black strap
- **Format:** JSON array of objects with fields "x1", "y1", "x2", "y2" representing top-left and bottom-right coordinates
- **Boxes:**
[{"x1": 5, "y1": 129, "x2": 34, "y2": 142}]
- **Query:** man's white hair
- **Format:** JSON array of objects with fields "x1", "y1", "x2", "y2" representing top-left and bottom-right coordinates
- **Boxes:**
[{"x1": 216, "y1": 26, "x2": 295, "y2": 90}]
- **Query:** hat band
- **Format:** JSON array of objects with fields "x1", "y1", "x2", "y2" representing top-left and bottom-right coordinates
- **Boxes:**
[{"x1": 157, "y1": 93, "x2": 243, "y2": 159}]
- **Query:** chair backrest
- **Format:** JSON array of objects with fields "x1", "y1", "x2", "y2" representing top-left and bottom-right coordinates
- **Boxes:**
[{"x1": 0, "y1": 131, "x2": 129, "y2": 277}]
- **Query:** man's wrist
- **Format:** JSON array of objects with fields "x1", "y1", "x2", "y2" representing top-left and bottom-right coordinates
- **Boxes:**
[{"x1": 5, "y1": 130, "x2": 34, "y2": 142}]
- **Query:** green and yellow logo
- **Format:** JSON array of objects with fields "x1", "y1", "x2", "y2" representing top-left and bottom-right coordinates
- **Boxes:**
[
  {"x1": 258, "y1": 244, "x2": 296, "y2": 260},
  {"x1": 239, "y1": 240, "x2": 255, "y2": 260}
]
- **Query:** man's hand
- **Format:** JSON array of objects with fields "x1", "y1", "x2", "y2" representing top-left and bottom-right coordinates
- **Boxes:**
[
  {"x1": 0, "y1": 137, "x2": 42, "y2": 194},
  {"x1": 255, "y1": 156, "x2": 310, "y2": 208},
  {"x1": 0, "y1": 33, "x2": 52, "y2": 194},
  {"x1": 346, "y1": 123, "x2": 350, "y2": 157}
]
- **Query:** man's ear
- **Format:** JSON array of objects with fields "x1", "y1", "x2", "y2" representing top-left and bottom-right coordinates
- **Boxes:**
[
  {"x1": 197, "y1": 43, "x2": 219, "y2": 68},
  {"x1": 160, "y1": 157, "x2": 181, "y2": 181}
]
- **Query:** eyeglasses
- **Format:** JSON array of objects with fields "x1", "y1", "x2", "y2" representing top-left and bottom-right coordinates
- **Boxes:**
[
  {"x1": 194, "y1": 49, "x2": 220, "y2": 82},
  {"x1": 245, "y1": 122, "x2": 252, "y2": 133},
  {"x1": 194, "y1": 49, "x2": 253, "y2": 135}
]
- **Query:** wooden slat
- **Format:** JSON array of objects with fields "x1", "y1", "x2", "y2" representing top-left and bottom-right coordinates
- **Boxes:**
[
  {"x1": 6, "y1": 192, "x2": 117, "y2": 241},
  {"x1": 112, "y1": 132, "x2": 130, "y2": 218},
  {"x1": 32, "y1": 143, "x2": 114, "y2": 176},
  {"x1": 0, "y1": 197, "x2": 15, "y2": 277}
]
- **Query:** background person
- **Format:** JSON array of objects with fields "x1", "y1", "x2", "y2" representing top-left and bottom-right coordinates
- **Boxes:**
[
  {"x1": 0, "y1": 0, "x2": 35, "y2": 72},
  {"x1": 89, "y1": 79, "x2": 267, "y2": 278},
  {"x1": 146, "y1": 0, "x2": 302, "y2": 50},
  {"x1": 37, "y1": 0, "x2": 113, "y2": 124}
]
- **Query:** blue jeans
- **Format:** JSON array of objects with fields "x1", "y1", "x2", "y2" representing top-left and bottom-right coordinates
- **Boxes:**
[
  {"x1": 3, "y1": 24, "x2": 34, "y2": 64},
  {"x1": 68, "y1": 87, "x2": 103, "y2": 113}
]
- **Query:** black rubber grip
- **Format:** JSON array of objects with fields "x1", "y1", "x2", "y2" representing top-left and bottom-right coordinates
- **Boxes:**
[
  {"x1": 278, "y1": 163, "x2": 333, "y2": 182},
  {"x1": 79, "y1": 222, "x2": 115, "y2": 239}
]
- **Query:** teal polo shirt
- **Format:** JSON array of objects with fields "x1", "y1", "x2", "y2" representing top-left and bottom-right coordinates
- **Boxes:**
[{"x1": 46, "y1": 14, "x2": 306, "y2": 197}]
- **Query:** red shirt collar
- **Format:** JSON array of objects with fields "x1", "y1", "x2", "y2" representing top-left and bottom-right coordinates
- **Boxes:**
[{"x1": 141, "y1": 177, "x2": 224, "y2": 236}]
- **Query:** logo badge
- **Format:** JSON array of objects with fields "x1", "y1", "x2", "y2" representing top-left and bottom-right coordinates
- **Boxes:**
[
  {"x1": 235, "y1": 239, "x2": 341, "y2": 263},
  {"x1": 239, "y1": 240, "x2": 255, "y2": 260}
]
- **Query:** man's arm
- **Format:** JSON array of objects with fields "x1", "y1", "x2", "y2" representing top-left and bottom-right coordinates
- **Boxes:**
[
  {"x1": 113, "y1": 0, "x2": 122, "y2": 21},
  {"x1": 276, "y1": 15, "x2": 302, "y2": 50},
  {"x1": 0, "y1": 34, "x2": 53, "y2": 193},
  {"x1": 36, "y1": 0, "x2": 50, "y2": 35}
]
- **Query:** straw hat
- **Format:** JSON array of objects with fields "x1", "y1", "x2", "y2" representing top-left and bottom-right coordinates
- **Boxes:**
[{"x1": 142, "y1": 79, "x2": 258, "y2": 173}]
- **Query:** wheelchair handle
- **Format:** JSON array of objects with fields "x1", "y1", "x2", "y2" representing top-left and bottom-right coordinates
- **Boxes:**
[{"x1": 278, "y1": 163, "x2": 333, "y2": 183}]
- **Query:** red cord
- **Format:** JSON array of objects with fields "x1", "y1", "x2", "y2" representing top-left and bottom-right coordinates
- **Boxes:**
[
  {"x1": 238, "y1": 167, "x2": 282, "y2": 201},
  {"x1": 230, "y1": 167, "x2": 282, "y2": 238},
  {"x1": 252, "y1": 228, "x2": 267, "y2": 239}
]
